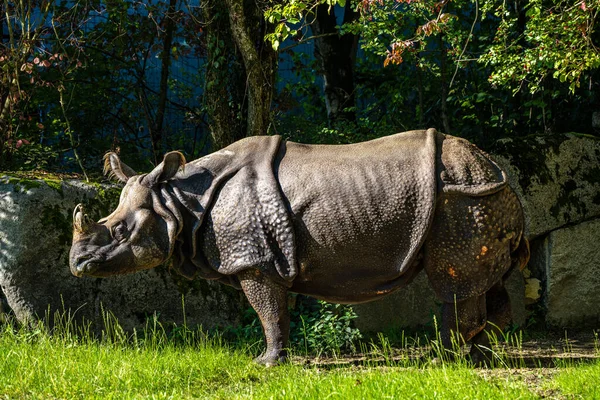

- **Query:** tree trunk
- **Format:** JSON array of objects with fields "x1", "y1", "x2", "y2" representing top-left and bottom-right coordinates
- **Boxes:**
[
  {"x1": 311, "y1": 2, "x2": 359, "y2": 122},
  {"x1": 201, "y1": 0, "x2": 247, "y2": 149},
  {"x1": 223, "y1": 0, "x2": 277, "y2": 138},
  {"x1": 440, "y1": 35, "x2": 451, "y2": 134},
  {"x1": 416, "y1": 57, "x2": 424, "y2": 127},
  {"x1": 151, "y1": 0, "x2": 178, "y2": 162}
]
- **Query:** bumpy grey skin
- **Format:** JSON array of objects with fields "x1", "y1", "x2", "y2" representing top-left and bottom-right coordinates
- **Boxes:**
[{"x1": 70, "y1": 129, "x2": 529, "y2": 367}]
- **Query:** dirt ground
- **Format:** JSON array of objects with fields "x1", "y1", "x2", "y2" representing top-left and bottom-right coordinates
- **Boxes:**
[
  {"x1": 289, "y1": 334, "x2": 598, "y2": 398},
  {"x1": 300, "y1": 332, "x2": 599, "y2": 367},
  {"x1": 296, "y1": 332, "x2": 599, "y2": 398}
]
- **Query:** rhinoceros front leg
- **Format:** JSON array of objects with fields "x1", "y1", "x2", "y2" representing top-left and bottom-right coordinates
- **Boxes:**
[{"x1": 238, "y1": 269, "x2": 290, "y2": 367}]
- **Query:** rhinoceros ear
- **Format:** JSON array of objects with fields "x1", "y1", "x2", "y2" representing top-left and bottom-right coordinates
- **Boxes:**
[
  {"x1": 142, "y1": 151, "x2": 186, "y2": 187},
  {"x1": 104, "y1": 152, "x2": 137, "y2": 183}
]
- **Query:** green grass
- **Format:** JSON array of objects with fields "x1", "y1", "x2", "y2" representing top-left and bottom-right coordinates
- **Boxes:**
[
  {"x1": 0, "y1": 321, "x2": 597, "y2": 399},
  {"x1": 545, "y1": 361, "x2": 600, "y2": 399}
]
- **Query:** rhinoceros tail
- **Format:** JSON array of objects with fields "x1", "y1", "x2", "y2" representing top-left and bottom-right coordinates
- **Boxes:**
[{"x1": 512, "y1": 234, "x2": 530, "y2": 272}]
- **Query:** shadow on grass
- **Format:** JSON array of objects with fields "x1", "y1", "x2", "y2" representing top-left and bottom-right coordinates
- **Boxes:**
[{"x1": 293, "y1": 332, "x2": 600, "y2": 370}]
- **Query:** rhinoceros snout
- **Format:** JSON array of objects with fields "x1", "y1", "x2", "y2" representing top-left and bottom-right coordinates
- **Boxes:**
[{"x1": 70, "y1": 254, "x2": 99, "y2": 277}]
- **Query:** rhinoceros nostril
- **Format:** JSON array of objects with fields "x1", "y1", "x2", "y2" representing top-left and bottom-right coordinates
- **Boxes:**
[
  {"x1": 75, "y1": 257, "x2": 99, "y2": 276},
  {"x1": 77, "y1": 254, "x2": 93, "y2": 264}
]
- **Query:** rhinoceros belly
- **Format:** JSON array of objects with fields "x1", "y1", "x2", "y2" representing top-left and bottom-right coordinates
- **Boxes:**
[
  {"x1": 276, "y1": 133, "x2": 436, "y2": 303},
  {"x1": 288, "y1": 226, "x2": 426, "y2": 303}
]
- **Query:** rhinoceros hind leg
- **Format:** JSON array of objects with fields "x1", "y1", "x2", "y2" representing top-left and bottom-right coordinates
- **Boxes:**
[
  {"x1": 440, "y1": 294, "x2": 487, "y2": 359},
  {"x1": 468, "y1": 282, "x2": 512, "y2": 366},
  {"x1": 238, "y1": 269, "x2": 290, "y2": 367}
]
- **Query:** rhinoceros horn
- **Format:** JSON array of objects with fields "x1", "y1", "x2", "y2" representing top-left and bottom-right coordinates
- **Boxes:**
[{"x1": 73, "y1": 204, "x2": 93, "y2": 234}]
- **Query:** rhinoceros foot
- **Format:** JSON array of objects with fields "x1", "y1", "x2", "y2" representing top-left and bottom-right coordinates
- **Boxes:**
[
  {"x1": 468, "y1": 345, "x2": 496, "y2": 367},
  {"x1": 253, "y1": 350, "x2": 288, "y2": 367}
]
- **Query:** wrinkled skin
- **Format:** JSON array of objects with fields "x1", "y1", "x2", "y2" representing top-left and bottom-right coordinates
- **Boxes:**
[{"x1": 70, "y1": 129, "x2": 529, "y2": 367}]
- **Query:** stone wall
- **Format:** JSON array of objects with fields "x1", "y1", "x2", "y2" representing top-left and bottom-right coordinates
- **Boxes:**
[
  {"x1": 0, "y1": 177, "x2": 244, "y2": 331},
  {"x1": 529, "y1": 219, "x2": 600, "y2": 329}
]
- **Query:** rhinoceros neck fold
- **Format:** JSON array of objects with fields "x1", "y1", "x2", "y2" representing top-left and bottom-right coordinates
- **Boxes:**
[
  {"x1": 160, "y1": 178, "x2": 224, "y2": 280},
  {"x1": 159, "y1": 135, "x2": 298, "y2": 285}
]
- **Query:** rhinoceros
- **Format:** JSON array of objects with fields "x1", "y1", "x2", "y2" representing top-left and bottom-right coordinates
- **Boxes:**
[{"x1": 70, "y1": 128, "x2": 529, "y2": 365}]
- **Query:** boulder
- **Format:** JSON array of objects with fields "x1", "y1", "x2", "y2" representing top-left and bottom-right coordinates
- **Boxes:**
[
  {"x1": 492, "y1": 133, "x2": 600, "y2": 239},
  {"x1": 535, "y1": 218, "x2": 600, "y2": 328},
  {"x1": 353, "y1": 260, "x2": 528, "y2": 333},
  {"x1": 2, "y1": 132, "x2": 599, "y2": 335},
  {"x1": 0, "y1": 176, "x2": 243, "y2": 331},
  {"x1": 353, "y1": 273, "x2": 439, "y2": 334}
]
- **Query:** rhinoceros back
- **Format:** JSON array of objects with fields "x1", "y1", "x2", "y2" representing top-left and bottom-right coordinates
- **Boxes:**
[{"x1": 276, "y1": 129, "x2": 438, "y2": 297}]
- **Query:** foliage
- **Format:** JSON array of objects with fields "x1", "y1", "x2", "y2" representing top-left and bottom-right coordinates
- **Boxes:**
[
  {"x1": 272, "y1": 0, "x2": 599, "y2": 143},
  {"x1": 0, "y1": 0, "x2": 79, "y2": 171},
  {"x1": 1, "y1": 0, "x2": 598, "y2": 176},
  {"x1": 481, "y1": 0, "x2": 600, "y2": 94},
  {"x1": 292, "y1": 297, "x2": 363, "y2": 355},
  {"x1": 270, "y1": 0, "x2": 600, "y2": 93},
  {"x1": 264, "y1": 0, "x2": 350, "y2": 51},
  {"x1": 1, "y1": 0, "x2": 208, "y2": 173},
  {"x1": 225, "y1": 296, "x2": 362, "y2": 356}
]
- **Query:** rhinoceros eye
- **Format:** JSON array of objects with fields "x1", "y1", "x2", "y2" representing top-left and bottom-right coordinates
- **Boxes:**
[{"x1": 112, "y1": 222, "x2": 128, "y2": 242}]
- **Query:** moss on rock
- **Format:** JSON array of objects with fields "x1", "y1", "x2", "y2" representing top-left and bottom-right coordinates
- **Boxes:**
[{"x1": 1, "y1": 176, "x2": 42, "y2": 192}]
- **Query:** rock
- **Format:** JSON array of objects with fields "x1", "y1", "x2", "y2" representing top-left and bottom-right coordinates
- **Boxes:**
[
  {"x1": 0, "y1": 176, "x2": 243, "y2": 331},
  {"x1": 505, "y1": 267, "x2": 529, "y2": 327},
  {"x1": 2, "y1": 132, "x2": 599, "y2": 336},
  {"x1": 492, "y1": 134, "x2": 600, "y2": 331},
  {"x1": 592, "y1": 112, "x2": 600, "y2": 129},
  {"x1": 538, "y1": 218, "x2": 600, "y2": 329},
  {"x1": 492, "y1": 133, "x2": 600, "y2": 239}
]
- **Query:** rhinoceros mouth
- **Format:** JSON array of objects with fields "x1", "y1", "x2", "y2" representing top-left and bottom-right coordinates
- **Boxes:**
[{"x1": 72, "y1": 255, "x2": 102, "y2": 277}]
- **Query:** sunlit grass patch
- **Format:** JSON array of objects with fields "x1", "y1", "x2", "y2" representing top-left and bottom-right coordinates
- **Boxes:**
[
  {"x1": 0, "y1": 311, "x2": 597, "y2": 399},
  {"x1": 217, "y1": 365, "x2": 538, "y2": 400},
  {"x1": 0, "y1": 321, "x2": 261, "y2": 399},
  {"x1": 544, "y1": 359, "x2": 600, "y2": 399}
]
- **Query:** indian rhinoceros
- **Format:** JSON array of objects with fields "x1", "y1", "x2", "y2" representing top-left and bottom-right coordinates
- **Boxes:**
[{"x1": 70, "y1": 128, "x2": 529, "y2": 366}]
